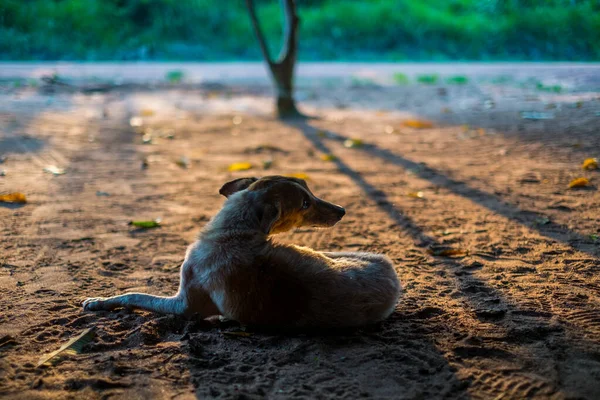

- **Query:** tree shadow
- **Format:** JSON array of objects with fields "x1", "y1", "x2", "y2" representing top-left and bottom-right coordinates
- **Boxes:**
[
  {"x1": 277, "y1": 118, "x2": 600, "y2": 399},
  {"x1": 299, "y1": 123, "x2": 599, "y2": 259}
]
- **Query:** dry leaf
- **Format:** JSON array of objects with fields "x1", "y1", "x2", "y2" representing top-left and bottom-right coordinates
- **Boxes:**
[
  {"x1": 37, "y1": 327, "x2": 96, "y2": 367},
  {"x1": 427, "y1": 248, "x2": 469, "y2": 257},
  {"x1": 535, "y1": 217, "x2": 550, "y2": 225},
  {"x1": 407, "y1": 191, "x2": 424, "y2": 199},
  {"x1": 228, "y1": 162, "x2": 253, "y2": 172},
  {"x1": 582, "y1": 158, "x2": 598, "y2": 170},
  {"x1": 568, "y1": 177, "x2": 589, "y2": 188},
  {"x1": 320, "y1": 154, "x2": 337, "y2": 161},
  {"x1": 286, "y1": 173, "x2": 310, "y2": 180},
  {"x1": 128, "y1": 219, "x2": 161, "y2": 228},
  {"x1": 175, "y1": 156, "x2": 190, "y2": 169},
  {"x1": 343, "y1": 139, "x2": 363, "y2": 148},
  {"x1": 0, "y1": 192, "x2": 27, "y2": 203},
  {"x1": 401, "y1": 119, "x2": 434, "y2": 129},
  {"x1": 44, "y1": 166, "x2": 66, "y2": 175},
  {"x1": 140, "y1": 109, "x2": 155, "y2": 117}
]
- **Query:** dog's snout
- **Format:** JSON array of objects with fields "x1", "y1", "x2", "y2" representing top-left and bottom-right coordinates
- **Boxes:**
[{"x1": 334, "y1": 205, "x2": 346, "y2": 217}]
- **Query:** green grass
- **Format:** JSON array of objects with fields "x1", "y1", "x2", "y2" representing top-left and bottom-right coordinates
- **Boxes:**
[
  {"x1": 166, "y1": 70, "x2": 184, "y2": 83},
  {"x1": 536, "y1": 82, "x2": 562, "y2": 93},
  {"x1": 446, "y1": 75, "x2": 469, "y2": 85},
  {"x1": 393, "y1": 73, "x2": 410, "y2": 85},
  {"x1": 416, "y1": 74, "x2": 439, "y2": 84},
  {"x1": 2, "y1": 0, "x2": 600, "y2": 61}
]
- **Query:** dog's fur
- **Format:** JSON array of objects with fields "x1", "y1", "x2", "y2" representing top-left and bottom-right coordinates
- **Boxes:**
[{"x1": 83, "y1": 176, "x2": 401, "y2": 328}]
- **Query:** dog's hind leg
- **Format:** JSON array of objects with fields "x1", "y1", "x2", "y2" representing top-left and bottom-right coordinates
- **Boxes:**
[{"x1": 83, "y1": 292, "x2": 188, "y2": 315}]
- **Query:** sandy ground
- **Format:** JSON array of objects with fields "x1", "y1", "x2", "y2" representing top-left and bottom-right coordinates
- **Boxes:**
[{"x1": 1, "y1": 64, "x2": 600, "y2": 399}]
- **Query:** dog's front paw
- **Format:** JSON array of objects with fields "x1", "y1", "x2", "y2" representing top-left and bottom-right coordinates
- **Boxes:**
[{"x1": 83, "y1": 297, "x2": 108, "y2": 311}]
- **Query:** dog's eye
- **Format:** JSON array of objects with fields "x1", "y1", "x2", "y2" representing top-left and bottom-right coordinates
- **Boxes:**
[{"x1": 301, "y1": 199, "x2": 310, "y2": 210}]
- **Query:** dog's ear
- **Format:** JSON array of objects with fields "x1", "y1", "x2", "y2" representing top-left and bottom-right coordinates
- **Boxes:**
[
  {"x1": 258, "y1": 201, "x2": 280, "y2": 234},
  {"x1": 219, "y1": 177, "x2": 258, "y2": 198}
]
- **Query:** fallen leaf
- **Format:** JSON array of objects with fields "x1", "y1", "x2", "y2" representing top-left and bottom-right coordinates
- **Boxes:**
[
  {"x1": 590, "y1": 234, "x2": 599, "y2": 241},
  {"x1": 343, "y1": 139, "x2": 363, "y2": 148},
  {"x1": 228, "y1": 162, "x2": 253, "y2": 172},
  {"x1": 44, "y1": 166, "x2": 65, "y2": 175},
  {"x1": 175, "y1": 156, "x2": 190, "y2": 169},
  {"x1": 384, "y1": 125, "x2": 395, "y2": 134},
  {"x1": 0, "y1": 192, "x2": 27, "y2": 203},
  {"x1": 535, "y1": 217, "x2": 551, "y2": 225},
  {"x1": 232, "y1": 116, "x2": 243, "y2": 125},
  {"x1": 37, "y1": 327, "x2": 96, "y2": 367},
  {"x1": 222, "y1": 331, "x2": 252, "y2": 338},
  {"x1": 286, "y1": 173, "x2": 310, "y2": 180},
  {"x1": 582, "y1": 158, "x2": 598, "y2": 170},
  {"x1": 402, "y1": 119, "x2": 434, "y2": 129},
  {"x1": 427, "y1": 248, "x2": 469, "y2": 257},
  {"x1": 568, "y1": 177, "x2": 589, "y2": 189},
  {"x1": 320, "y1": 154, "x2": 337, "y2": 162},
  {"x1": 244, "y1": 145, "x2": 287, "y2": 154},
  {"x1": 140, "y1": 109, "x2": 155, "y2": 117},
  {"x1": 262, "y1": 160, "x2": 273, "y2": 170},
  {"x1": 317, "y1": 130, "x2": 327, "y2": 138},
  {"x1": 128, "y1": 219, "x2": 161, "y2": 228},
  {"x1": 407, "y1": 191, "x2": 424, "y2": 199}
]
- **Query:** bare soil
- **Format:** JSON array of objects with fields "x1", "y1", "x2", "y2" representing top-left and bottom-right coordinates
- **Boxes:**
[{"x1": 1, "y1": 65, "x2": 600, "y2": 399}]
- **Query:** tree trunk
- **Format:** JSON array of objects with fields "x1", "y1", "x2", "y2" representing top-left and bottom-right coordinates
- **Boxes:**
[{"x1": 245, "y1": 0, "x2": 304, "y2": 119}]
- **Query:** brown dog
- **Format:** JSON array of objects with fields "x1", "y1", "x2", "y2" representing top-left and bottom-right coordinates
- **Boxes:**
[{"x1": 83, "y1": 176, "x2": 401, "y2": 328}]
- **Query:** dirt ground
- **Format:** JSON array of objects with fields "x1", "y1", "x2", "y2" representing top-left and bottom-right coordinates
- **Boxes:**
[{"x1": 1, "y1": 65, "x2": 600, "y2": 399}]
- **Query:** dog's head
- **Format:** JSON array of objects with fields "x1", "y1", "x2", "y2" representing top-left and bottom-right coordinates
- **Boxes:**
[{"x1": 219, "y1": 176, "x2": 345, "y2": 235}]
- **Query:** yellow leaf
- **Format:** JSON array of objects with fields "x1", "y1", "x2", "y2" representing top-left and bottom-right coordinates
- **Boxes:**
[
  {"x1": 228, "y1": 162, "x2": 253, "y2": 172},
  {"x1": 401, "y1": 119, "x2": 434, "y2": 129},
  {"x1": 407, "y1": 191, "x2": 424, "y2": 199},
  {"x1": 320, "y1": 154, "x2": 337, "y2": 161},
  {"x1": 286, "y1": 173, "x2": 310, "y2": 180},
  {"x1": 343, "y1": 138, "x2": 363, "y2": 148},
  {"x1": 568, "y1": 177, "x2": 589, "y2": 188},
  {"x1": 0, "y1": 192, "x2": 27, "y2": 203},
  {"x1": 582, "y1": 158, "x2": 598, "y2": 170},
  {"x1": 427, "y1": 248, "x2": 469, "y2": 257},
  {"x1": 140, "y1": 109, "x2": 155, "y2": 117}
]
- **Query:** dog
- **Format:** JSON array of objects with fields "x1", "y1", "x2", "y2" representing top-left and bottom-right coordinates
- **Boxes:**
[{"x1": 83, "y1": 176, "x2": 401, "y2": 328}]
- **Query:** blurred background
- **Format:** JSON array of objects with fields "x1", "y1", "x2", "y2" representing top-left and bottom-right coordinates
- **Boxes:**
[{"x1": 2, "y1": 0, "x2": 600, "y2": 61}]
